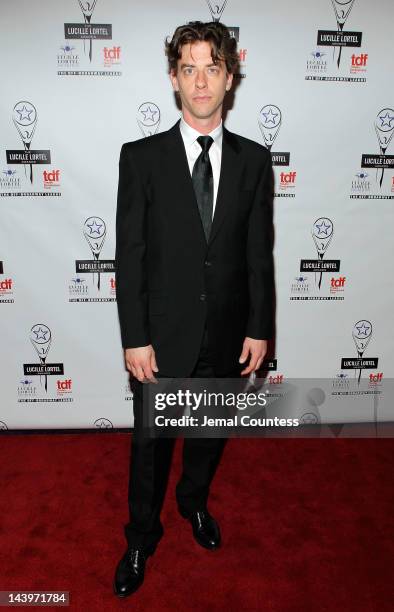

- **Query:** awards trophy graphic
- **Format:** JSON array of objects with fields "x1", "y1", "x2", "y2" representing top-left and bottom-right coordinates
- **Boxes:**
[
  {"x1": 78, "y1": 0, "x2": 97, "y2": 62},
  {"x1": 312, "y1": 217, "x2": 334, "y2": 290},
  {"x1": 83, "y1": 216, "x2": 106, "y2": 290},
  {"x1": 136, "y1": 103, "x2": 161, "y2": 138},
  {"x1": 374, "y1": 108, "x2": 394, "y2": 187},
  {"x1": 330, "y1": 0, "x2": 356, "y2": 68},
  {"x1": 12, "y1": 101, "x2": 37, "y2": 184},
  {"x1": 206, "y1": 0, "x2": 227, "y2": 22},
  {"x1": 258, "y1": 105, "x2": 282, "y2": 152},
  {"x1": 30, "y1": 324, "x2": 52, "y2": 392},
  {"x1": 352, "y1": 320, "x2": 372, "y2": 385}
]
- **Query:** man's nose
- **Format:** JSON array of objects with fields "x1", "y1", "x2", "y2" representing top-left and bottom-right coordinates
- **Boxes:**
[{"x1": 195, "y1": 70, "x2": 208, "y2": 88}]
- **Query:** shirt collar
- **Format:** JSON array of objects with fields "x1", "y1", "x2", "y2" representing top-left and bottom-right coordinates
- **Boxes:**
[{"x1": 180, "y1": 116, "x2": 223, "y2": 149}]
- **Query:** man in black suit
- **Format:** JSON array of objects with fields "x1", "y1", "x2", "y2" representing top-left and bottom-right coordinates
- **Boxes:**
[{"x1": 113, "y1": 21, "x2": 274, "y2": 597}]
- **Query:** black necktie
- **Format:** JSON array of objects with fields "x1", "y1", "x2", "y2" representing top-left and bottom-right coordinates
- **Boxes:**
[{"x1": 192, "y1": 135, "x2": 214, "y2": 243}]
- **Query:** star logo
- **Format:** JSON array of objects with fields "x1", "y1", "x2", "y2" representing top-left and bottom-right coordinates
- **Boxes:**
[
  {"x1": 16, "y1": 104, "x2": 34, "y2": 123},
  {"x1": 33, "y1": 326, "x2": 49, "y2": 341},
  {"x1": 261, "y1": 107, "x2": 279, "y2": 126},
  {"x1": 86, "y1": 219, "x2": 103, "y2": 236},
  {"x1": 137, "y1": 103, "x2": 161, "y2": 138},
  {"x1": 140, "y1": 105, "x2": 158, "y2": 123},
  {"x1": 314, "y1": 220, "x2": 332, "y2": 236},
  {"x1": 379, "y1": 111, "x2": 394, "y2": 129},
  {"x1": 355, "y1": 322, "x2": 371, "y2": 337}
]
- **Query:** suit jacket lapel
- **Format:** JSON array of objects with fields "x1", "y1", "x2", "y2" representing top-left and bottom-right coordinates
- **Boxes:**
[
  {"x1": 162, "y1": 120, "x2": 207, "y2": 246},
  {"x1": 208, "y1": 125, "x2": 241, "y2": 247}
]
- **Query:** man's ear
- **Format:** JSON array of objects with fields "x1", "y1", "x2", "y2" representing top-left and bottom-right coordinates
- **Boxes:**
[
  {"x1": 169, "y1": 69, "x2": 179, "y2": 92},
  {"x1": 225, "y1": 71, "x2": 234, "y2": 91}
]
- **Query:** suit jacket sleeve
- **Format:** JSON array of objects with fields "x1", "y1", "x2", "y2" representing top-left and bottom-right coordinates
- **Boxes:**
[
  {"x1": 115, "y1": 143, "x2": 151, "y2": 348},
  {"x1": 246, "y1": 151, "x2": 274, "y2": 340}
]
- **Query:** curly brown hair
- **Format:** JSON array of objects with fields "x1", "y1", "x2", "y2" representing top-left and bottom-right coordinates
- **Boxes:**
[{"x1": 165, "y1": 21, "x2": 238, "y2": 74}]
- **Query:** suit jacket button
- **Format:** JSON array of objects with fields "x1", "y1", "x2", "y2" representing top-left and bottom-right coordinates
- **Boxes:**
[
  {"x1": 204, "y1": 260, "x2": 211, "y2": 267},
  {"x1": 200, "y1": 293, "x2": 206, "y2": 301}
]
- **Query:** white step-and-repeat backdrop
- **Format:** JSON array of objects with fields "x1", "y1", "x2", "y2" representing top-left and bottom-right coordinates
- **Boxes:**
[{"x1": 1, "y1": 0, "x2": 393, "y2": 429}]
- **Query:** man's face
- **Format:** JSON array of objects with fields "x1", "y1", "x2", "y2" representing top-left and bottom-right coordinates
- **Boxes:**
[{"x1": 170, "y1": 40, "x2": 233, "y2": 123}]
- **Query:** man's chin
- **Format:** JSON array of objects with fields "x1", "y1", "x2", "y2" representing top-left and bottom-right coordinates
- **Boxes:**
[{"x1": 189, "y1": 105, "x2": 217, "y2": 120}]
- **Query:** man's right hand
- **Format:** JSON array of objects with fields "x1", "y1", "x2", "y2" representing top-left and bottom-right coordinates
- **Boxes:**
[{"x1": 124, "y1": 345, "x2": 159, "y2": 383}]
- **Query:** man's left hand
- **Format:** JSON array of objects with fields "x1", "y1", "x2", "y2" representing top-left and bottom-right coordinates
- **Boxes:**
[{"x1": 239, "y1": 337, "x2": 267, "y2": 375}]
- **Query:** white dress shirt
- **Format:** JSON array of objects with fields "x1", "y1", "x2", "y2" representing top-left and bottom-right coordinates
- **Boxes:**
[{"x1": 179, "y1": 116, "x2": 223, "y2": 217}]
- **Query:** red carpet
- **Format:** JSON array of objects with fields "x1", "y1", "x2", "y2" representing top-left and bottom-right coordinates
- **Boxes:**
[{"x1": 0, "y1": 433, "x2": 393, "y2": 611}]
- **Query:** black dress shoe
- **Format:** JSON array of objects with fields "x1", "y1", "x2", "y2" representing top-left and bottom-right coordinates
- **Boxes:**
[
  {"x1": 113, "y1": 546, "x2": 153, "y2": 598},
  {"x1": 179, "y1": 508, "x2": 221, "y2": 550}
]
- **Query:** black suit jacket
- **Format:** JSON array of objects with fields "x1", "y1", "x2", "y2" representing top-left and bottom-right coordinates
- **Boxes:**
[{"x1": 115, "y1": 119, "x2": 274, "y2": 377}]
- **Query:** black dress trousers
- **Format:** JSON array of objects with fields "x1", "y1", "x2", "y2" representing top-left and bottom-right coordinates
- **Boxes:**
[{"x1": 124, "y1": 324, "x2": 242, "y2": 553}]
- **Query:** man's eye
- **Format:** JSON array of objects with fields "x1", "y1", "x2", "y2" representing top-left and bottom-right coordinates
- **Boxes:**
[
  {"x1": 208, "y1": 67, "x2": 219, "y2": 74},
  {"x1": 184, "y1": 68, "x2": 194, "y2": 75}
]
